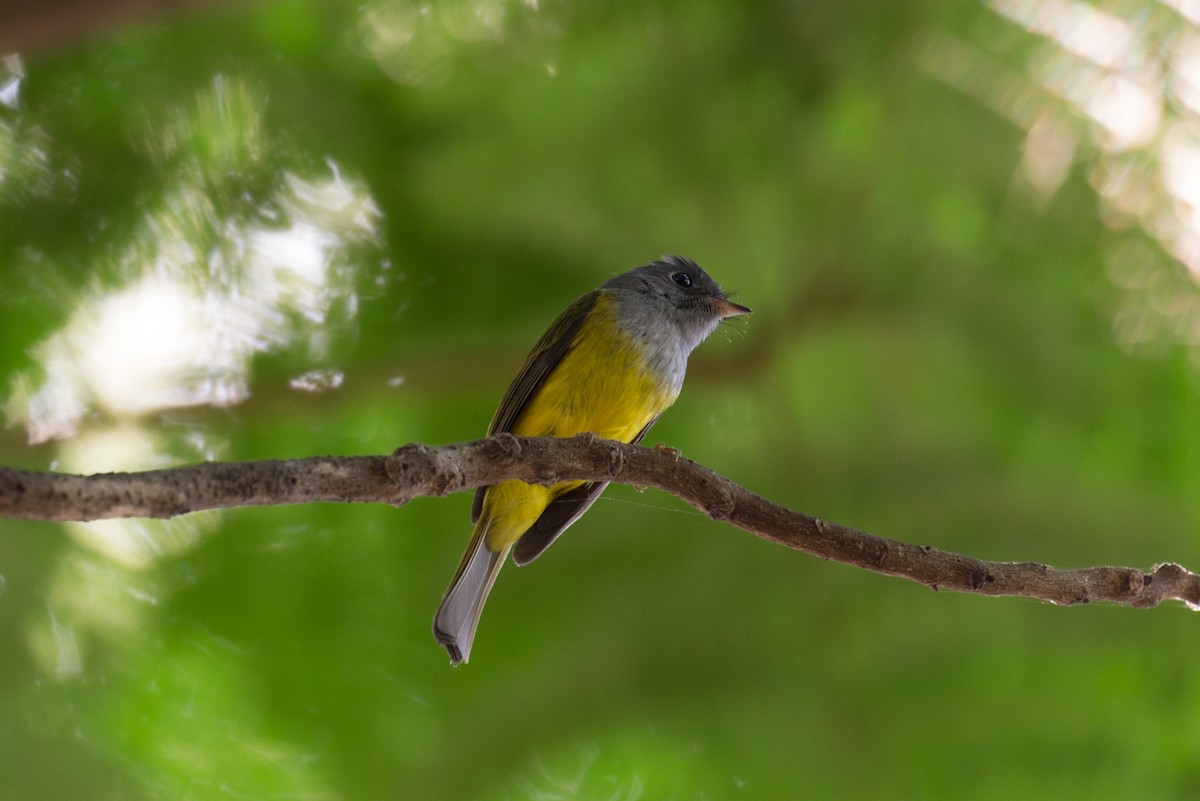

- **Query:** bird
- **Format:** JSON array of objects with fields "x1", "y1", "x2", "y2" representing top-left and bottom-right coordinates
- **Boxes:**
[{"x1": 433, "y1": 255, "x2": 750, "y2": 664}]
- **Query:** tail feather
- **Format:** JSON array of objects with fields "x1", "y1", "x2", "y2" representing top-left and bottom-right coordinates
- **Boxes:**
[{"x1": 433, "y1": 526, "x2": 507, "y2": 665}]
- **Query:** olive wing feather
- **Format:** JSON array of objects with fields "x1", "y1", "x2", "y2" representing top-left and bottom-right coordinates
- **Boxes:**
[
  {"x1": 470, "y1": 291, "x2": 600, "y2": 523},
  {"x1": 511, "y1": 414, "x2": 658, "y2": 565}
]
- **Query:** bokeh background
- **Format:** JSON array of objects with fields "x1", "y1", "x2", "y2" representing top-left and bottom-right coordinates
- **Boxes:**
[{"x1": 3, "y1": 0, "x2": 1200, "y2": 798}]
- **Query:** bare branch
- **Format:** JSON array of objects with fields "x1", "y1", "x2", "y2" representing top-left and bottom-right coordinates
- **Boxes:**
[{"x1": 1, "y1": 433, "x2": 1197, "y2": 610}]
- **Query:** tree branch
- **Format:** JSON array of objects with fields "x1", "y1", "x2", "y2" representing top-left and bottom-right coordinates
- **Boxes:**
[{"x1": 1, "y1": 434, "x2": 1197, "y2": 610}]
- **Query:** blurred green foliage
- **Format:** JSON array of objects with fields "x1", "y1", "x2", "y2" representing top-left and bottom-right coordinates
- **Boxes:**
[{"x1": 3, "y1": 0, "x2": 1200, "y2": 799}]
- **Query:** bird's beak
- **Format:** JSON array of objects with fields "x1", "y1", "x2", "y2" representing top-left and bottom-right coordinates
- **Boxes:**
[{"x1": 713, "y1": 298, "x2": 752, "y2": 318}]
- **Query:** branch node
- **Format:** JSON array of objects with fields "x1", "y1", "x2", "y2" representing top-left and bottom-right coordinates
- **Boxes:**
[
  {"x1": 872, "y1": 540, "x2": 890, "y2": 570},
  {"x1": 707, "y1": 487, "x2": 737, "y2": 521},
  {"x1": 968, "y1": 569, "x2": 989, "y2": 590},
  {"x1": 493, "y1": 432, "x2": 523, "y2": 457},
  {"x1": 385, "y1": 443, "x2": 429, "y2": 483},
  {"x1": 604, "y1": 440, "x2": 626, "y2": 479}
]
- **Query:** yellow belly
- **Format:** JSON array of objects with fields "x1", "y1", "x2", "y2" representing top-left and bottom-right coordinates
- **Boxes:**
[{"x1": 481, "y1": 298, "x2": 677, "y2": 551}]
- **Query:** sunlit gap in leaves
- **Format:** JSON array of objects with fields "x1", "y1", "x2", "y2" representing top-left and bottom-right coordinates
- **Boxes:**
[
  {"x1": 361, "y1": 0, "x2": 544, "y2": 86},
  {"x1": 0, "y1": 53, "x2": 22, "y2": 108},
  {"x1": 2, "y1": 76, "x2": 383, "y2": 678},
  {"x1": 918, "y1": 0, "x2": 1200, "y2": 363},
  {"x1": 0, "y1": 53, "x2": 55, "y2": 200}
]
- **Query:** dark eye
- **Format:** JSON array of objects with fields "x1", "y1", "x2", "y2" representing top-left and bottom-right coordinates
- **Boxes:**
[{"x1": 670, "y1": 272, "x2": 693, "y2": 288}]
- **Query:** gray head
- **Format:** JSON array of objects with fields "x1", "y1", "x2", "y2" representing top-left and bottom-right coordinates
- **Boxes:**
[{"x1": 602, "y1": 255, "x2": 750, "y2": 353}]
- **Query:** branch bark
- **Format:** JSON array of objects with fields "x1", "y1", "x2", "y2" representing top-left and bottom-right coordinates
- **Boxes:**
[{"x1": 1, "y1": 433, "x2": 1197, "y2": 610}]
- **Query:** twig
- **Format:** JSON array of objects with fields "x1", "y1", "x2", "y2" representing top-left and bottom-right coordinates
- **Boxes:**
[{"x1": 1, "y1": 434, "x2": 1197, "y2": 610}]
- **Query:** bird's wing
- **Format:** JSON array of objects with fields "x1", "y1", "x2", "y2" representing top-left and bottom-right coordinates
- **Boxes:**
[
  {"x1": 471, "y1": 290, "x2": 600, "y2": 523},
  {"x1": 510, "y1": 414, "x2": 659, "y2": 565}
]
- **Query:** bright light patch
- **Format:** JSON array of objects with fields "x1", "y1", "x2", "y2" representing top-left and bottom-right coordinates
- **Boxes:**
[
  {"x1": 7, "y1": 79, "x2": 385, "y2": 596},
  {"x1": 990, "y1": 0, "x2": 1140, "y2": 70},
  {"x1": 1161, "y1": 0, "x2": 1200, "y2": 26},
  {"x1": 1171, "y1": 34, "x2": 1200, "y2": 118},
  {"x1": 0, "y1": 56, "x2": 22, "y2": 108},
  {"x1": 926, "y1": 1, "x2": 1200, "y2": 357},
  {"x1": 12, "y1": 166, "x2": 379, "y2": 444},
  {"x1": 361, "y1": 0, "x2": 530, "y2": 85}
]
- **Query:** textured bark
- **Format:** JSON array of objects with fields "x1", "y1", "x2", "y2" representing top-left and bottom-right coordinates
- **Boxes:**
[{"x1": 1, "y1": 433, "x2": 1197, "y2": 610}]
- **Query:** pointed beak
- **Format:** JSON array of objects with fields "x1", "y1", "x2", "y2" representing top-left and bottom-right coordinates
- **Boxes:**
[{"x1": 713, "y1": 298, "x2": 752, "y2": 318}]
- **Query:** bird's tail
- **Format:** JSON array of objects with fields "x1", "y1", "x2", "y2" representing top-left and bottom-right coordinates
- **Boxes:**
[{"x1": 433, "y1": 519, "x2": 507, "y2": 666}]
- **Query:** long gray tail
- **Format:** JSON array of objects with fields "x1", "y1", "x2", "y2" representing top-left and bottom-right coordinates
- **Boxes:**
[{"x1": 433, "y1": 532, "x2": 507, "y2": 665}]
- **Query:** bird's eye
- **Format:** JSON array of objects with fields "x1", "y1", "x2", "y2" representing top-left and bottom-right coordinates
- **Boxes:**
[{"x1": 670, "y1": 272, "x2": 693, "y2": 288}]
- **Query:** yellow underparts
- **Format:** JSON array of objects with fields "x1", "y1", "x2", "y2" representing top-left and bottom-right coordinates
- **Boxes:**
[{"x1": 481, "y1": 294, "x2": 677, "y2": 552}]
